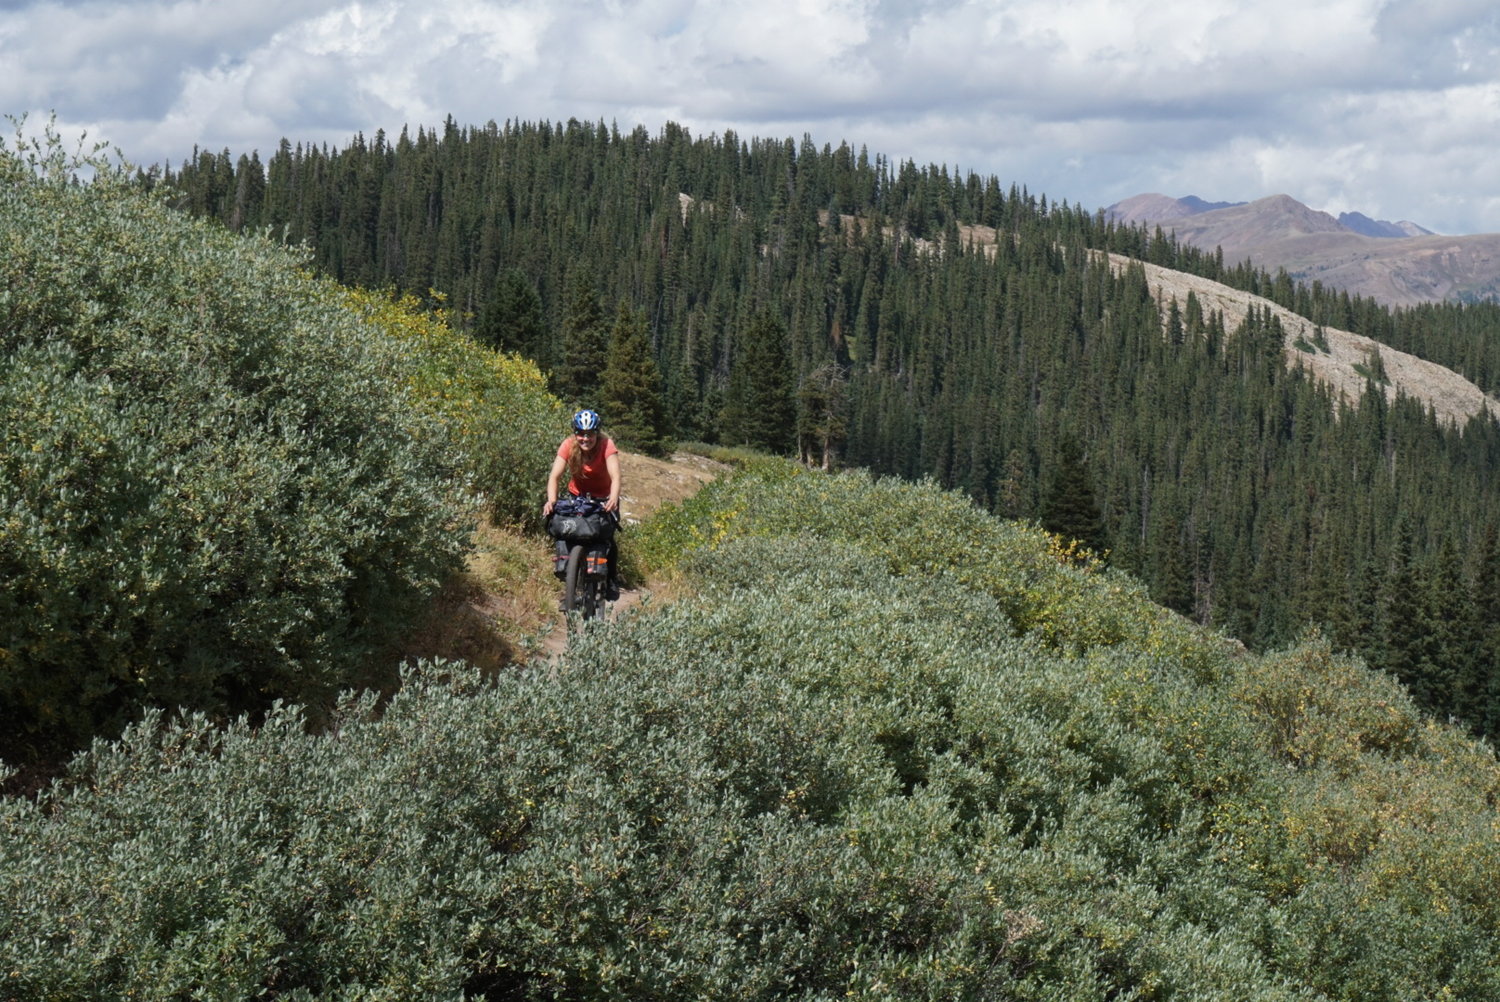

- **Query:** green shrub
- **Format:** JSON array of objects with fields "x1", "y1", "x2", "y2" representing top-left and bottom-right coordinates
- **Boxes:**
[
  {"x1": 1232, "y1": 635, "x2": 1423, "y2": 774},
  {"x1": 0, "y1": 137, "x2": 471, "y2": 758},
  {"x1": 0, "y1": 538, "x2": 1292, "y2": 1000},
  {"x1": 633, "y1": 462, "x2": 1231, "y2": 677},
  {"x1": 340, "y1": 288, "x2": 564, "y2": 527}
]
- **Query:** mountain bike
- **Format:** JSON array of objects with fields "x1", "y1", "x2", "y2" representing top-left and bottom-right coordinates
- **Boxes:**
[
  {"x1": 547, "y1": 495, "x2": 617, "y2": 624},
  {"x1": 561, "y1": 541, "x2": 608, "y2": 621}
]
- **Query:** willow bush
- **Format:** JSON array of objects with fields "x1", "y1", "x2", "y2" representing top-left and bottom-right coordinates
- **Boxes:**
[
  {"x1": 339, "y1": 288, "x2": 564, "y2": 527},
  {"x1": 0, "y1": 137, "x2": 482, "y2": 758},
  {"x1": 7, "y1": 461, "x2": 1499, "y2": 998},
  {"x1": 632, "y1": 461, "x2": 1225, "y2": 675},
  {"x1": 0, "y1": 541, "x2": 1297, "y2": 1001}
]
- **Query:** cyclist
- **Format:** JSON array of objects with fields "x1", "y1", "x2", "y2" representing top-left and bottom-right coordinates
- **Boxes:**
[{"x1": 543, "y1": 409, "x2": 621, "y2": 600}]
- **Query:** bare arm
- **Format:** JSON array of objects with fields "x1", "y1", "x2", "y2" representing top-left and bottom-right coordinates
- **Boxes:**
[
  {"x1": 604, "y1": 451, "x2": 621, "y2": 512},
  {"x1": 542, "y1": 453, "x2": 567, "y2": 516}
]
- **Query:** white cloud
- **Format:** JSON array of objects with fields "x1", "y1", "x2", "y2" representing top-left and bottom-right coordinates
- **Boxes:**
[{"x1": 4, "y1": 0, "x2": 1500, "y2": 232}]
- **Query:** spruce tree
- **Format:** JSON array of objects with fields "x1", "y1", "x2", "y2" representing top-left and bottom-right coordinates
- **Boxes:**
[
  {"x1": 1427, "y1": 536, "x2": 1478, "y2": 724},
  {"x1": 555, "y1": 270, "x2": 609, "y2": 405},
  {"x1": 1150, "y1": 512, "x2": 1194, "y2": 616},
  {"x1": 1338, "y1": 555, "x2": 1386, "y2": 659},
  {"x1": 477, "y1": 268, "x2": 544, "y2": 359},
  {"x1": 724, "y1": 310, "x2": 796, "y2": 453},
  {"x1": 796, "y1": 361, "x2": 849, "y2": 469},
  {"x1": 599, "y1": 301, "x2": 669, "y2": 456},
  {"x1": 1467, "y1": 524, "x2": 1500, "y2": 732},
  {"x1": 1041, "y1": 436, "x2": 1108, "y2": 558},
  {"x1": 1383, "y1": 519, "x2": 1437, "y2": 708},
  {"x1": 995, "y1": 448, "x2": 1032, "y2": 521}
]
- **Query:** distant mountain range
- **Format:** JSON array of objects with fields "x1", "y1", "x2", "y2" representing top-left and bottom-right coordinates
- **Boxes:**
[{"x1": 1103, "y1": 193, "x2": 1500, "y2": 307}]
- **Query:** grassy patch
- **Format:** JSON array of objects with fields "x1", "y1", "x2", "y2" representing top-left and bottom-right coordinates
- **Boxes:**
[{"x1": 387, "y1": 517, "x2": 561, "y2": 675}]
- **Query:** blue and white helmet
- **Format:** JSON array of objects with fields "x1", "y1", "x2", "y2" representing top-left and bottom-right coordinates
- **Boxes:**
[{"x1": 572, "y1": 409, "x2": 602, "y2": 433}]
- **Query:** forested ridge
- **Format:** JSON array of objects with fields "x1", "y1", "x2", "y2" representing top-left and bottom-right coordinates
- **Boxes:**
[{"x1": 165, "y1": 118, "x2": 1500, "y2": 737}]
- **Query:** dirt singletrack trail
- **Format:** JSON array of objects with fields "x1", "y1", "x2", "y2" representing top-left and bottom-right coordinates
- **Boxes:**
[
  {"x1": 393, "y1": 449, "x2": 728, "y2": 672},
  {"x1": 538, "y1": 449, "x2": 726, "y2": 658}
]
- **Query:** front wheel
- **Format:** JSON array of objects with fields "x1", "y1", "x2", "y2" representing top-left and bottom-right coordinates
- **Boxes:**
[{"x1": 563, "y1": 544, "x2": 602, "y2": 622}]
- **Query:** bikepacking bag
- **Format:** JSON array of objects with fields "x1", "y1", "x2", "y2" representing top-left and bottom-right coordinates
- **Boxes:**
[
  {"x1": 549, "y1": 495, "x2": 616, "y2": 542},
  {"x1": 552, "y1": 538, "x2": 611, "y2": 578}
]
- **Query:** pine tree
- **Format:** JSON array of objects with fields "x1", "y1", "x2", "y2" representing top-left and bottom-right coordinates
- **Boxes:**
[
  {"x1": 1041, "y1": 436, "x2": 1107, "y2": 558},
  {"x1": 1166, "y1": 296, "x2": 1185, "y2": 347},
  {"x1": 995, "y1": 448, "x2": 1032, "y2": 521},
  {"x1": 599, "y1": 301, "x2": 669, "y2": 456},
  {"x1": 1338, "y1": 555, "x2": 1385, "y2": 658},
  {"x1": 1150, "y1": 511, "x2": 1194, "y2": 616},
  {"x1": 1427, "y1": 536, "x2": 1479, "y2": 723},
  {"x1": 724, "y1": 310, "x2": 796, "y2": 454},
  {"x1": 1468, "y1": 523, "x2": 1500, "y2": 733},
  {"x1": 796, "y1": 361, "x2": 849, "y2": 469},
  {"x1": 477, "y1": 269, "x2": 544, "y2": 359},
  {"x1": 1383, "y1": 519, "x2": 1437, "y2": 708},
  {"x1": 555, "y1": 270, "x2": 609, "y2": 405}
]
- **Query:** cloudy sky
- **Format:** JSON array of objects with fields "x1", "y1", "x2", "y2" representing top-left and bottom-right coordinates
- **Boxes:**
[{"x1": 4, "y1": 0, "x2": 1500, "y2": 234}]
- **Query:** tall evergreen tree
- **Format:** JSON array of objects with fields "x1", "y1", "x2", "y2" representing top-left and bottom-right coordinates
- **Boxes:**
[
  {"x1": 724, "y1": 310, "x2": 796, "y2": 453},
  {"x1": 1041, "y1": 437, "x2": 1108, "y2": 558},
  {"x1": 1337, "y1": 555, "x2": 1386, "y2": 659},
  {"x1": 1427, "y1": 536, "x2": 1479, "y2": 723},
  {"x1": 555, "y1": 270, "x2": 609, "y2": 405},
  {"x1": 1383, "y1": 518, "x2": 1437, "y2": 708},
  {"x1": 477, "y1": 269, "x2": 544, "y2": 360},
  {"x1": 995, "y1": 448, "x2": 1033, "y2": 521},
  {"x1": 1465, "y1": 524, "x2": 1500, "y2": 730},
  {"x1": 599, "y1": 302, "x2": 669, "y2": 456},
  {"x1": 1149, "y1": 511, "x2": 1194, "y2": 616},
  {"x1": 796, "y1": 361, "x2": 849, "y2": 469}
]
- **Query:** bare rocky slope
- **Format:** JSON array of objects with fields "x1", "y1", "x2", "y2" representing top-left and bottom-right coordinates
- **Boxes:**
[
  {"x1": 825, "y1": 202, "x2": 1500, "y2": 426},
  {"x1": 937, "y1": 218, "x2": 1500, "y2": 426},
  {"x1": 1109, "y1": 253, "x2": 1500, "y2": 426},
  {"x1": 948, "y1": 219, "x2": 1500, "y2": 426}
]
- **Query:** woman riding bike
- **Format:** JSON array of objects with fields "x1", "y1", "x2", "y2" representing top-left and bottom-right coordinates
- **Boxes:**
[{"x1": 543, "y1": 409, "x2": 621, "y2": 601}]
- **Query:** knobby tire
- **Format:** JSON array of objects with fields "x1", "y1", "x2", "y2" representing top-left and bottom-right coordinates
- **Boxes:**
[{"x1": 563, "y1": 544, "x2": 602, "y2": 624}]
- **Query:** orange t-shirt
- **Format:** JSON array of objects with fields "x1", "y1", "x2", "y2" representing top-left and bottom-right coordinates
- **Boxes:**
[{"x1": 557, "y1": 435, "x2": 618, "y2": 498}]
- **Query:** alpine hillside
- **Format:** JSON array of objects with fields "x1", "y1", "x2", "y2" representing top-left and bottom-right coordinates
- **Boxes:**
[
  {"x1": 162, "y1": 119, "x2": 1500, "y2": 738},
  {"x1": 7, "y1": 122, "x2": 1500, "y2": 1002}
]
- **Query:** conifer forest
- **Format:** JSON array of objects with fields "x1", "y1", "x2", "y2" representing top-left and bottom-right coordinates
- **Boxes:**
[{"x1": 164, "y1": 118, "x2": 1500, "y2": 738}]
